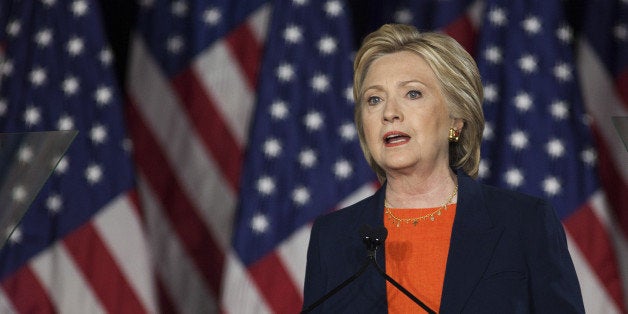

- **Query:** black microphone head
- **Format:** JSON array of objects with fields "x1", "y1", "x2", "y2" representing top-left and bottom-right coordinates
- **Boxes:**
[{"x1": 359, "y1": 225, "x2": 388, "y2": 252}]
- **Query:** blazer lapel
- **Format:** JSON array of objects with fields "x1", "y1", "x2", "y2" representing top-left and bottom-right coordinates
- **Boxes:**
[{"x1": 440, "y1": 174, "x2": 504, "y2": 313}]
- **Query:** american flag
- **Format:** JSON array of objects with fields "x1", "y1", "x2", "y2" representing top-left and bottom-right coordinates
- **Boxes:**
[
  {"x1": 0, "y1": 0, "x2": 626, "y2": 313},
  {"x1": 0, "y1": 0, "x2": 156, "y2": 313}
]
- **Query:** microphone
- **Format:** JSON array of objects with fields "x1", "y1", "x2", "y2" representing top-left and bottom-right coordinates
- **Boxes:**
[{"x1": 301, "y1": 225, "x2": 436, "y2": 314}]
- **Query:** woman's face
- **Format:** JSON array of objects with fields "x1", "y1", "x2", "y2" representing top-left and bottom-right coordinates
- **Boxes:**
[{"x1": 360, "y1": 51, "x2": 460, "y2": 177}]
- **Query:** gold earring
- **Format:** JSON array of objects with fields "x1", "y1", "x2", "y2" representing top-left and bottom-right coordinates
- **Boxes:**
[{"x1": 448, "y1": 128, "x2": 460, "y2": 142}]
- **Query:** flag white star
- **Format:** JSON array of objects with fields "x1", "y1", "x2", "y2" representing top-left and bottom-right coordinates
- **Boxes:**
[
  {"x1": 94, "y1": 85, "x2": 113, "y2": 106},
  {"x1": 522, "y1": 16, "x2": 542, "y2": 34},
  {"x1": 546, "y1": 138, "x2": 565, "y2": 158},
  {"x1": 542, "y1": 176, "x2": 562, "y2": 196},
  {"x1": 324, "y1": 0, "x2": 343, "y2": 17},
  {"x1": 394, "y1": 8, "x2": 413, "y2": 24},
  {"x1": 256, "y1": 176, "x2": 276, "y2": 195},
  {"x1": 483, "y1": 84, "x2": 499, "y2": 103},
  {"x1": 8, "y1": 226, "x2": 22, "y2": 244},
  {"x1": 62, "y1": 76, "x2": 80, "y2": 95},
  {"x1": 12, "y1": 185, "x2": 27, "y2": 203},
  {"x1": 504, "y1": 168, "x2": 524, "y2": 188},
  {"x1": 311, "y1": 73, "x2": 330, "y2": 93},
  {"x1": 55, "y1": 156, "x2": 69, "y2": 174},
  {"x1": 167, "y1": 35, "x2": 185, "y2": 54},
  {"x1": 556, "y1": 24, "x2": 573, "y2": 43},
  {"x1": 509, "y1": 130, "x2": 529, "y2": 150},
  {"x1": 344, "y1": 86, "x2": 354, "y2": 103},
  {"x1": 29, "y1": 67, "x2": 48, "y2": 86},
  {"x1": 553, "y1": 62, "x2": 572, "y2": 82},
  {"x1": 1, "y1": 59, "x2": 13, "y2": 77},
  {"x1": 317, "y1": 36, "x2": 338, "y2": 55},
  {"x1": 90, "y1": 124, "x2": 108, "y2": 144},
  {"x1": 71, "y1": 0, "x2": 89, "y2": 16},
  {"x1": 484, "y1": 45, "x2": 503, "y2": 64},
  {"x1": 23, "y1": 106, "x2": 42, "y2": 127},
  {"x1": 483, "y1": 121, "x2": 494, "y2": 140},
  {"x1": 67, "y1": 36, "x2": 85, "y2": 56},
  {"x1": 292, "y1": 0, "x2": 308, "y2": 6},
  {"x1": 203, "y1": 7, "x2": 222, "y2": 25},
  {"x1": 488, "y1": 7, "x2": 508, "y2": 26},
  {"x1": 478, "y1": 159, "x2": 490, "y2": 178},
  {"x1": 85, "y1": 163, "x2": 103, "y2": 184},
  {"x1": 171, "y1": 0, "x2": 188, "y2": 17},
  {"x1": 41, "y1": 0, "x2": 56, "y2": 7},
  {"x1": 292, "y1": 186, "x2": 311, "y2": 206},
  {"x1": 46, "y1": 193, "x2": 63, "y2": 214},
  {"x1": 580, "y1": 147, "x2": 597, "y2": 166},
  {"x1": 99, "y1": 48, "x2": 114, "y2": 66},
  {"x1": 518, "y1": 54, "x2": 538, "y2": 73},
  {"x1": 57, "y1": 114, "x2": 75, "y2": 130},
  {"x1": 333, "y1": 159, "x2": 353, "y2": 179},
  {"x1": 299, "y1": 148, "x2": 317, "y2": 168},
  {"x1": 304, "y1": 111, "x2": 324, "y2": 131},
  {"x1": 6, "y1": 20, "x2": 21, "y2": 37},
  {"x1": 339, "y1": 122, "x2": 356, "y2": 141},
  {"x1": 263, "y1": 138, "x2": 282, "y2": 158},
  {"x1": 550, "y1": 100, "x2": 569, "y2": 120},
  {"x1": 18, "y1": 145, "x2": 34, "y2": 163},
  {"x1": 514, "y1": 92, "x2": 533, "y2": 112},
  {"x1": 250, "y1": 213, "x2": 270, "y2": 234},
  {"x1": 34, "y1": 28, "x2": 54, "y2": 47},
  {"x1": 269, "y1": 100, "x2": 289, "y2": 120},
  {"x1": 276, "y1": 63, "x2": 295, "y2": 82},
  {"x1": 283, "y1": 24, "x2": 303, "y2": 44}
]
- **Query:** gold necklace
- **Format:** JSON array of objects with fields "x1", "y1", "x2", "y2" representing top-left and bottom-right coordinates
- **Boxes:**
[{"x1": 384, "y1": 184, "x2": 458, "y2": 227}]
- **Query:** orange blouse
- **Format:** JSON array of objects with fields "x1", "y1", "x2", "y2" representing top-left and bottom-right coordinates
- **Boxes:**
[{"x1": 383, "y1": 203, "x2": 457, "y2": 313}]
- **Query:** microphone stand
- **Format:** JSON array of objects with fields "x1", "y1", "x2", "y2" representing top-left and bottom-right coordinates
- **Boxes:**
[{"x1": 301, "y1": 225, "x2": 436, "y2": 314}]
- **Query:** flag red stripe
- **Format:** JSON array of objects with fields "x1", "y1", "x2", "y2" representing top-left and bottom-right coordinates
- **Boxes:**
[
  {"x1": 64, "y1": 223, "x2": 146, "y2": 314},
  {"x1": 248, "y1": 252, "x2": 303, "y2": 313},
  {"x1": 564, "y1": 204, "x2": 626, "y2": 310},
  {"x1": 442, "y1": 15, "x2": 478, "y2": 56},
  {"x1": 171, "y1": 70, "x2": 242, "y2": 192},
  {"x1": 226, "y1": 23, "x2": 264, "y2": 89},
  {"x1": 2, "y1": 266, "x2": 54, "y2": 313},
  {"x1": 591, "y1": 126, "x2": 628, "y2": 238},
  {"x1": 126, "y1": 100, "x2": 225, "y2": 297}
]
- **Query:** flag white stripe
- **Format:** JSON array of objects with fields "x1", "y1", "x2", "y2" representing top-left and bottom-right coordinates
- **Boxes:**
[
  {"x1": 128, "y1": 36, "x2": 236, "y2": 249},
  {"x1": 277, "y1": 225, "x2": 311, "y2": 296},
  {"x1": 577, "y1": 41, "x2": 628, "y2": 183},
  {"x1": 31, "y1": 243, "x2": 105, "y2": 313},
  {"x1": 193, "y1": 42, "x2": 254, "y2": 147},
  {"x1": 92, "y1": 193, "x2": 157, "y2": 314},
  {"x1": 221, "y1": 251, "x2": 272, "y2": 314},
  {"x1": 249, "y1": 4, "x2": 271, "y2": 43},
  {"x1": 567, "y1": 232, "x2": 621, "y2": 314},
  {"x1": 193, "y1": 4, "x2": 270, "y2": 148},
  {"x1": 0, "y1": 289, "x2": 16, "y2": 314},
  {"x1": 138, "y1": 175, "x2": 217, "y2": 313}
]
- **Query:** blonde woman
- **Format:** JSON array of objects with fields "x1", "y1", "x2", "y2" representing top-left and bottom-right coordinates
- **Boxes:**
[{"x1": 302, "y1": 24, "x2": 584, "y2": 313}]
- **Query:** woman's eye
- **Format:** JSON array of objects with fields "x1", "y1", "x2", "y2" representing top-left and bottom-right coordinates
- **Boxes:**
[
  {"x1": 366, "y1": 96, "x2": 382, "y2": 105},
  {"x1": 407, "y1": 90, "x2": 422, "y2": 99}
]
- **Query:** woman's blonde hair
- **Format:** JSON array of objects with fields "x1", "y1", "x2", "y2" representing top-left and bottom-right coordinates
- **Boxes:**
[{"x1": 353, "y1": 24, "x2": 485, "y2": 182}]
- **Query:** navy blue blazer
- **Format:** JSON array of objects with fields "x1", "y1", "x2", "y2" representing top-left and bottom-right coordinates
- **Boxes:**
[{"x1": 302, "y1": 172, "x2": 584, "y2": 313}]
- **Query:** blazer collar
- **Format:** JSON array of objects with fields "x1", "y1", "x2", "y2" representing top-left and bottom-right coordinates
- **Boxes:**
[{"x1": 440, "y1": 172, "x2": 504, "y2": 313}]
